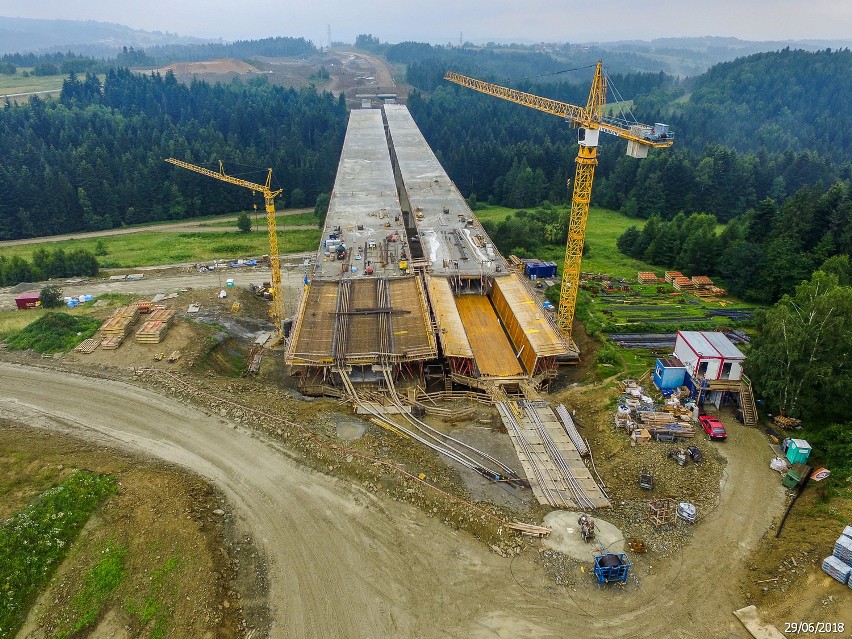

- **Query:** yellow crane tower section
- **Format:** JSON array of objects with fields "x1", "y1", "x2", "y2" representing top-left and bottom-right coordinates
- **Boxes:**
[
  {"x1": 445, "y1": 62, "x2": 674, "y2": 345},
  {"x1": 165, "y1": 158, "x2": 286, "y2": 339}
]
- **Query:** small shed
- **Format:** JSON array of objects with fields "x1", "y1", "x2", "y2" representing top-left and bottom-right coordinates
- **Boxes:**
[
  {"x1": 523, "y1": 260, "x2": 557, "y2": 280},
  {"x1": 653, "y1": 356, "x2": 686, "y2": 390},
  {"x1": 786, "y1": 439, "x2": 812, "y2": 465},
  {"x1": 674, "y1": 331, "x2": 745, "y2": 382},
  {"x1": 15, "y1": 290, "x2": 41, "y2": 310}
]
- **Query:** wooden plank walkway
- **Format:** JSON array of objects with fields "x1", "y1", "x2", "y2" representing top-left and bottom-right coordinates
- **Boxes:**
[
  {"x1": 498, "y1": 401, "x2": 609, "y2": 510},
  {"x1": 455, "y1": 294, "x2": 522, "y2": 377}
]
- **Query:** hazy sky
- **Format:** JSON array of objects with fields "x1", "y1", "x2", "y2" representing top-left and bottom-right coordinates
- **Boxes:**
[{"x1": 3, "y1": 0, "x2": 851, "y2": 44}]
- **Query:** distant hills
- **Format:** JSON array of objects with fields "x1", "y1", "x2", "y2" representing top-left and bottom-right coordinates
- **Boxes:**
[
  {"x1": 0, "y1": 16, "x2": 209, "y2": 55},
  {"x1": 587, "y1": 36, "x2": 852, "y2": 75}
]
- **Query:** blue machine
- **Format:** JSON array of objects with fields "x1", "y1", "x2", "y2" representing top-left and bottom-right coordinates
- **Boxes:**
[{"x1": 593, "y1": 553, "x2": 631, "y2": 586}]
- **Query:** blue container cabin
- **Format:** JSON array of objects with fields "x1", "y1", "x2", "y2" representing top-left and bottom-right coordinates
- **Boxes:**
[{"x1": 653, "y1": 356, "x2": 686, "y2": 390}]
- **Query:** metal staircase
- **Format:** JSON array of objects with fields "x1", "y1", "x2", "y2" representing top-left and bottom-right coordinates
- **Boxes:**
[{"x1": 739, "y1": 375, "x2": 758, "y2": 426}]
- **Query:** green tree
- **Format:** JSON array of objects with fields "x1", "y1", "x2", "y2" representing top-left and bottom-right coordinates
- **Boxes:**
[
  {"x1": 236, "y1": 212, "x2": 252, "y2": 233},
  {"x1": 747, "y1": 271, "x2": 852, "y2": 423},
  {"x1": 290, "y1": 188, "x2": 306, "y2": 208},
  {"x1": 39, "y1": 285, "x2": 63, "y2": 308},
  {"x1": 314, "y1": 192, "x2": 330, "y2": 225}
]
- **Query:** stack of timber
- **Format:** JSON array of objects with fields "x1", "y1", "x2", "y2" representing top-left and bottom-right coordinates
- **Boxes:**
[
  {"x1": 672, "y1": 276, "x2": 696, "y2": 291},
  {"x1": 136, "y1": 309, "x2": 175, "y2": 344},
  {"x1": 100, "y1": 305, "x2": 140, "y2": 349},
  {"x1": 637, "y1": 271, "x2": 658, "y2": 284},
  {"x1": 691, "y1": 275, "x2": 715, "y2": 297},
  {"x1": 638, "y1": 411, "x2": 695, "y2": 440},
  {"x1": 134, "y1": 300, "x2": 152, "y2": 314},
  {"x1": 773, "y1": 415, "x2": 801, "y2": 430},
  {"x1": 664, "y1": 271, "x2": 684, "y2": 283}
]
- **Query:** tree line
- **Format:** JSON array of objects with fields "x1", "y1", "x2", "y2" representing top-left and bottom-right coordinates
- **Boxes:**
[
  {"x1": 0, "y1": 68, "x2": 348, "y2": 240},
  {"x1": 616, "y1": 181, "x2": 851, "y2": 303},
  {"x1": 406, "y1": 48, "x2": 850, "y2": 219},
  {"x1": 746, "y1": 265, "x2": 852, "y2": 483},
  {"x1": 0, "y1": 36, "x2": 317, "y2": 75},
  {"x1": 0, "y1": 247, "x2": 99, "y2": 287}
]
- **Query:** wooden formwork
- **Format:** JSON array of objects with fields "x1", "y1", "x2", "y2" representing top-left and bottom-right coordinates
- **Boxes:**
[
  {"x1": 101, "y1": 305, "x2": 140, "y2": 338},
  {"x1": 455, "y1": 294, "x2": 522, "y2": 377}
]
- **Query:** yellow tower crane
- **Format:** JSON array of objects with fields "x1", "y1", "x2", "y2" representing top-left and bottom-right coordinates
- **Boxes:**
[
  {"x1": 165, "y1": 158, "x2": 286, "y2": 340},
  {"x1": 445, "y1": 62, "x2": 674, "y2": 345}
]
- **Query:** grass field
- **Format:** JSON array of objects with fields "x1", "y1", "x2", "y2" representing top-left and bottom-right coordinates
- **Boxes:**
[
  {"x1": 0, "y1": 70, "x2": 63, "y2": 97},
  {"x1": 475, "y1": 204, "x2": 651, "y2": 279},
  {"x1": 0, "y1": 229, "x2": 322, "y2": 269},
  {"x1": 199, "y1": 212, "x2": 320, "y2": 229},
  {"x1": 0, "y1": 470, "x2": 117, "y2": 639}
]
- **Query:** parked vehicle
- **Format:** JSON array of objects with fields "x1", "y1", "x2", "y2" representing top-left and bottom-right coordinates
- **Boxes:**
[{"x1": 699, "y1": 415, "x2": 728, "y2": 441}]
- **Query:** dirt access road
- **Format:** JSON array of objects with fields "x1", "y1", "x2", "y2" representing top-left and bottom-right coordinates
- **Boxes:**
[
  {"x1": 0, "y1": 362, "x2": 785, "y2": 638},
  {"x1": 0, "y1": 209, "x2": 314, "y2": 248}
]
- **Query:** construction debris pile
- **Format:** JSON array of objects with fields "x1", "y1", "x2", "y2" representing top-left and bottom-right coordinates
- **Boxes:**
[{"x1": 615, "y1": 379, "x2": 696, "y2": 444}]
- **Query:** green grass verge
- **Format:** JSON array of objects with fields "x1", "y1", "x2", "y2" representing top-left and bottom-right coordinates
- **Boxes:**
[
  {"x1": 1, "y1": 229, "x2": 322, "y2": 269},
  {"x1": 0, "y1": 471, "x2": 117, "y2": 639},
  {"x1": 3, "y1": 312, "x2": 101, "y2": 353},
  {"x1": 51, "y1": 542, "x2": 127, "y2": 639},
  {"x1": 124, "y1": 555, "x2": 182, "y2": 639}
]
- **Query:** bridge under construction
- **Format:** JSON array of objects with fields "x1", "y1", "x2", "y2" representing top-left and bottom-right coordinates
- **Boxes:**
[
  {"x1": 286, "y1": 105, "x2": 575, "y2": 393},
  {"x1": 285, "y1": 104, "x2": 605, "y2": 510}
]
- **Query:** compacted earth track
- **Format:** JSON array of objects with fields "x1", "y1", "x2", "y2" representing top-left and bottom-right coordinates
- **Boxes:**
[{"x1": 0, "y1": 362, "x2": 785, "y2": 638}]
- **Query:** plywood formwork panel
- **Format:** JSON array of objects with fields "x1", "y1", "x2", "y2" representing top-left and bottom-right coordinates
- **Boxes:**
[
  {"x1": 491, "y1": 274, "x2": 568, "y2": 373},
  {"x1": 427, "y1": 276, "x2": 473, "y2": 360},
  {"x1": 388, "y1": 277, "x2": 437, "y2": 359},
  {"x1": 347, "y1": 279, "x2": 383, "y2": 360},
  {"x1": 455, "y1": 294, "x2": 523, "y2": 377},
  {"x1": 288, "y1": 281, "x2": 338, "y2": 364}
]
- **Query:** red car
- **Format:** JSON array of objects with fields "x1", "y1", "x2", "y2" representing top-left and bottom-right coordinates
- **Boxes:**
[{"x1": 699, "y1": 415, "x2": 727, "y2": 441}]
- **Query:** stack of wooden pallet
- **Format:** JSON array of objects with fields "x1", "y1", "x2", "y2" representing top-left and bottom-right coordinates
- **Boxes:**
[
  {"x1": 664, "y1": 271, "x2": 684, "y2": 283},
  {"x1": 672, "y1": 276, "x2": 696, "y2": 291},
  {"x1": 100, "y1": 305, "x2": 140, "y2": 349},
  {"x1": 135, "y1": 308, "x2": 175, "y2": 344},
  {"x1": 637, "y1": 271, "x2": 658, "y2": 284},
  {"x1": 74, "y1": 337, "x2": 101, "y2": 354},
  {"x1": 691, "y1": 275, "x2": 714, "y2": 288}
]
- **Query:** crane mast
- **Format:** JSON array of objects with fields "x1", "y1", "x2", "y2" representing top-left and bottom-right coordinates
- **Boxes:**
[
  {"x1": 165, "y1": 158, "x2": 286, "y2": 340},
  {"x1": 445, "y1": 62, "x2": 673, "y2": 345}
]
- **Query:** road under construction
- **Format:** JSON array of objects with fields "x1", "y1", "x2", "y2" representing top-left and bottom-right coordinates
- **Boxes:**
[{"x1": 284, "y1": 104, "x2": 608, "y2": 510}]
